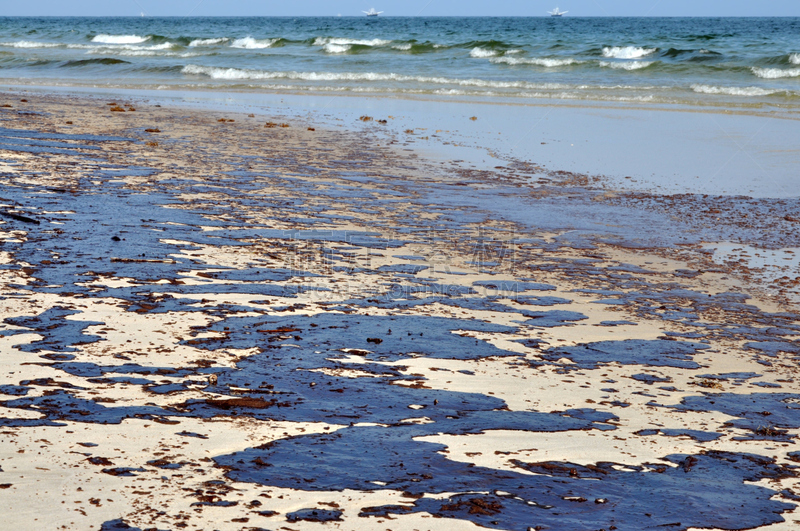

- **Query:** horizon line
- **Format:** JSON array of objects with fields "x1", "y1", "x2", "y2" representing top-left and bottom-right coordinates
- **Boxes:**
[{"x1": 2, "y1": 14, "x2": 799, "y2": 18}]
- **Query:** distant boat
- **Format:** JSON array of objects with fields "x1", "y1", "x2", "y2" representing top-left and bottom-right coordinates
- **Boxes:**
[
  {"x1": 363, "y1": 8, "x2": 383, "y2": 17},
  {"x1": 548, "y1": 7, "x2": 568, "y2": 16}
]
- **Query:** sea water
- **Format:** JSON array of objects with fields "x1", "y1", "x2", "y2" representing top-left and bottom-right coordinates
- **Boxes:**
[{"x1": 1, "y1": 16, "x2": 800, "y2": 111}]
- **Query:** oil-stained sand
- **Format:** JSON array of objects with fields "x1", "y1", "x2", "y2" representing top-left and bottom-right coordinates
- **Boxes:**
[{"x1": 1, "y1": 93, "x2": 799, "y2": 531}]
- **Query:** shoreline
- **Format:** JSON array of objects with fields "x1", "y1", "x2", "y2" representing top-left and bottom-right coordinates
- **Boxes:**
[
  {"x1": 1, "y1": 90, "x2": 799, "y2": 530},
  {"x1": 6, "y1": 83, "x2": 800, "y2": 199}
]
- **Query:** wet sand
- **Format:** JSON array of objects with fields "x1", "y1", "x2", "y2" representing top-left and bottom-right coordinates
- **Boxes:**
[{"x1": 1, "y1": 92, "x2": 800, "y2": 530}]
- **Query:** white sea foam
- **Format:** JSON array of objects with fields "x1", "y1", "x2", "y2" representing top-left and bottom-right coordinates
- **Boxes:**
[
  {"x1": 600, "y1": 60, "x2": 653, "y2": 70},
  {"x1": 313, "y1": 37, "x2": 391, "y2": 47},
  {"x1": 790, "y1": 53, "x2": 800, "y2": 65},
  {"x1": 230, "y1": 37, "x2": 278, "y2": 49},
  {"x1": 602, "y1": 46, "x2": 657, "y2": 59},
  {"x1": 752, "y1": 67, "x2": 800, "y2": 79},
  {"x1": 323, "y1": 43, "x2": 351, "y2": 54},
  {"x1": 85, "y1": 43, "x2": 177, "y2": 54},
  {"x1": 470, "y1": 47, "x2": 498, "y2": 58},
  {"x1": 181, "y1": 64, "x2": 574, "y2": 91},
  {"x1": 491, "y1": 56, "x2": 580, "y2": 67},
  {"x1": 392, "y1": 43, "x2": 412, "y2": 51},
  {"x1": 91, "y1": 34, "x2": 150, "y2": 44},
  {"x1": 1, "y1": 41, "x2": 62, "y2": 48},
  {"x1": 88, "y1": 48, "x2": 200, "y2": 58},
  {"x1": 691, "y1": 84, "x2": 779, "y2": 96},
  {"x1": 189, "y1": 38, "x2": 229, "y2": 47}
]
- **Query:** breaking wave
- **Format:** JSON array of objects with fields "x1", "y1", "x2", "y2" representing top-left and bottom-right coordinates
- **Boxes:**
[
  {"x1": 491, "y1": 56, "x2": 581, "y2": 67},
  {"x1": 602, "y1": 46, "x2": 657, "y2": 59},
  {"x1": 1, "y1": 41, "x2": 62, "y2": 48},
  {"x1": 691, "y1": 84, "x2": 782, "y2": 96},
  {"x1": 323, "y1": 43, "x2": 351, "y2": 54},
  {"x1": 752, "y1": 67, "x2": 800, "y2": 79},
  {"x1": 313, "y1": 37, "x2": 391, "y2": 47},
  {"x1": 189, "y1": 38, "x2": 230, "y2": 47},
  {"x1": 231, "y1": 37, "x2": 280, "y2": 49},
  {"x1": 600, "y1": 60, "x2": 654, "y2": 70},
  {"x1": 181, "y1": 64, "x2": 574, "y2": 91},
  {"x1": 470, "y1": 47, "x2": 499, "y2": 58},
  {"x1": 91, "y1": 34, "x2": 150, "y2": 44}
]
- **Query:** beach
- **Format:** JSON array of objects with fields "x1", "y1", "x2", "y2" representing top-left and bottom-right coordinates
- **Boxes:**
[{"x1": 0, "y1": 86, "x2": 798, "y2": 531}]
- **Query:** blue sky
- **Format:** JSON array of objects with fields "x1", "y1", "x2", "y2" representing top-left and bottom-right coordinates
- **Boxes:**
[{"x1": 4, "y1": 1, "x2": 799, "y2": 17}]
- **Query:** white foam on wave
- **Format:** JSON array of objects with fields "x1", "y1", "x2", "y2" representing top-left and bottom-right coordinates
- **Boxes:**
[
  {"x1": 181, "y1": 64, "x2": 576, "y2": 91},
  {"x1": 602, "y1": 46, "x2": 656, "y2": 59},
  {"x1": 172, "y1": 79, "x2": 669, "y2": 104},
  {"x1": 323, "y1": 43, "x2": 351, "y2": 54},
  {"x1": 189, "y1": 38, "x2": 229, "y2": 47},
  {"x1": 231, "y1": 37, "x2": 278, "y2": 49},
  {"x1": 470, "y1": 47, "x2": 498, "y2": 58},
  {"x1": 313, "y1": 37, "x2": 391, "y2": 47},
  {"x1": 691, "y1": 84, "x2": 780, "y2": 97},
  {"x1": 1, "y1": 41, "x2": 62, "y2": 48},
  {"x1": 752, "y1": 67, "x2": 800, "y2": 79},
  {"x1": 84, "y1": 42, "x2": 177, "y2": 55},
  {"x1": 392, "y1": 43, "x2": 412, "y2": 51},
  {"x1": 91, "y1": 34, "x2": 150, "y2": 44},
  {"x1": 600, "y1": 60, "x2": 653, "y2": 70},
  {"x1": 491, "y1": 56, "x2": 580, "y2": 67},
  {"x1": 87, "y1": 48, "x2": 200, "y2": 58},
  {"x1": 789, "y1": 53, "x2": 800, "y2": 65}
]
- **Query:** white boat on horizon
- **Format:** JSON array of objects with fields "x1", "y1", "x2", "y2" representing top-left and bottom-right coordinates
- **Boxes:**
[
  {"x1": 363, "y1": 8, "x2": 383, "y2": 17},
  {"x1": 548, "y1": 7, "x2": 568, "y2": 17}
]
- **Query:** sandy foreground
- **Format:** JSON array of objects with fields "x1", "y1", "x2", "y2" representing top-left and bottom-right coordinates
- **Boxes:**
[{"x1": 1, "y1": 92, "x2": 800, "y2": 531}]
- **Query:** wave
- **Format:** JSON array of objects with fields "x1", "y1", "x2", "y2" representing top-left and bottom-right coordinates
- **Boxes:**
[
  {"x1": 156, "y1": 81, "x2": 657, "y2": 103},
  {"x1": 602, "y1": 46, "x2": 657, "y2": 59},
  {"x1": 314, "y1": 37, "x2": 391, "y2": 54},
  {"x1": 189, "y1": 37, "x2": 229, "y2": 47},
  {"x1": 491, "y1": 56, "x2": 581, "y2": 67},
  {"x1": 231, "y1": 37, "x2": 280, "y2": 49},
  {"x1": 391, "y1": 41, "x2": 442, "y2": 53},
  {"x1": 752, "y1": 67, "x2": 800, "y2": 79},
  {"x1": 600, "y1": 60, "x2": 654, "y2": 70},
  {"x1": 324, "y1": 43, "x2": 350, "y2": 54},
  {"x1": 470, "y1": 47, "x2": 499, "y2": 58},
  {"x1": 96, "y1": 42, "x2": 177, "y2": 51},
  {"x1": 61, "y1": 58, "x2": 131, "y2": 67},
  {"x1": 91, "y1": 34, "x2": 150, "y2": 44},
  {"x1": 313, "y1": 37, "x2": 391, "y2": 47},
  {"x1": 460, "y1": 39, "x2": 511, "y2": 51},
  {"x1": 87, "y1": 48, "x2": 200, "y2": 58},
  {"x1": 81, "y1": 42, "x2": 186, "y2": 57},
  {"x1": 0, "y1": 40, "x2": 62, "y2": 48},
  {"x1": 791, "y1": 53, "x2": 800, "y2": 65},
  {"x1": 181, "y1": 64, "x2": 578, "y2": 91},
  {"x1": 691, "y1": 84, "x2": 783, "y2": 97}
]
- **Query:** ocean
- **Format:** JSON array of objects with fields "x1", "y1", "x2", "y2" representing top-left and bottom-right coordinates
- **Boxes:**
[{"x1": 2, "y1": 16, "x2": 800, "y2": 111}]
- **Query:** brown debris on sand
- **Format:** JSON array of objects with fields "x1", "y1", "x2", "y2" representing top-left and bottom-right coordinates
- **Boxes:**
[{"x1": 204, "y1": 398, "x2": 277, "y2": 409}]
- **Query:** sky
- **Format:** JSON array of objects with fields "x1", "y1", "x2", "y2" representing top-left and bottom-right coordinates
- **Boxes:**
[{"x1": 3, "y1": 0, "x2": 799, "y2": 17}]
